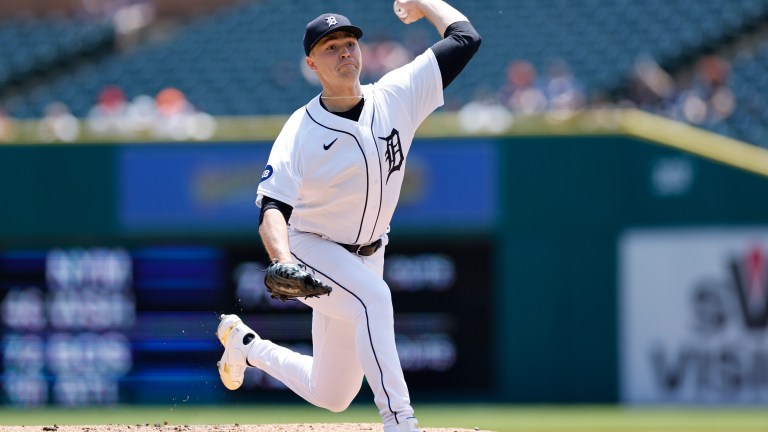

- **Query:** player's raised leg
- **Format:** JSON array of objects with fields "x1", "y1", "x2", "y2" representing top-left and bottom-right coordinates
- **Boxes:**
[
  {"x1": 217, "y1": 311, "x2": 364, "y2": 412},
  {"x1": 247, "y1": 309, "x2": 364, "y2": 412},
  {"x1": 287, "y1": 231, "x2": 416, "y2": 429}
]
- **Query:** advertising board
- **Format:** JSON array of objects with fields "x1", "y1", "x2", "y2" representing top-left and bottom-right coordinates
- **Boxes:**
[{"x1": 620, "y1": 228, "x2": 768, "y2": 403}]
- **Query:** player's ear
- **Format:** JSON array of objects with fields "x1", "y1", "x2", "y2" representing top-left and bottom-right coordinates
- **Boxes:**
[{"x1": 306, "y1": 56, "x2": 318, "y2": 71}]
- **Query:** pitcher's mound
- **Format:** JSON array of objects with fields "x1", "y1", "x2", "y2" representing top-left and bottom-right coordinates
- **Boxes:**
[{"x1": 1, "y1": 424, "x2": 495, "y2": 432}]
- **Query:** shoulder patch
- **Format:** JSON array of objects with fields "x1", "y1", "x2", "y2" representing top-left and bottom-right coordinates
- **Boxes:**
[{"x1": 260, "y1": 165, "x2": 274, "y2": 183}]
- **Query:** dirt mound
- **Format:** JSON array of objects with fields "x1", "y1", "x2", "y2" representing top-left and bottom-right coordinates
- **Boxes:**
[{"x1": 0, "y1": 424, "x2": 495, "y2": 432}]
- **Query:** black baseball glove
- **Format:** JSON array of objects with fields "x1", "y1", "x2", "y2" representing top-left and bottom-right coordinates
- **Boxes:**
[{"x1": 264, "y1": 262, "x2": 332, "y2": 301}]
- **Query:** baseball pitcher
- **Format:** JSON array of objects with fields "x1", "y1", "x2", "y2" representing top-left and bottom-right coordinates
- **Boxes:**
[{"x1": 217, "y1": 1, "x2": 481, "y2": 431}]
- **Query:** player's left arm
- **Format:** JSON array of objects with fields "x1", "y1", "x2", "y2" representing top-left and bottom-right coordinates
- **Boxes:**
[{"x1": 259, "y1": 206, "x2": 293, "y2": 264}]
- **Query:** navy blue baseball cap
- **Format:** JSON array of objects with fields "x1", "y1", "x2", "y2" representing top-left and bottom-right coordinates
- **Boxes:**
[{"x1": 303, "y1": 13, "x2": 364, "y2": 56}]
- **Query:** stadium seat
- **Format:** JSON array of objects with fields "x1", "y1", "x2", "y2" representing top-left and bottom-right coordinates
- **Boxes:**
[{"x1": 2, "y1": 0, "x2": 768, "y2": 147}]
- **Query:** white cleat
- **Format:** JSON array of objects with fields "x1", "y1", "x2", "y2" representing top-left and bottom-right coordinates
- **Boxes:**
[
  {"x1": 384, "y1": 417, "x2": 421, "y2": 432},
  {"x1": 401, "y1": 418, "x2": 421, "y2": 432},
  {"x1": 216, "y1": 314, "x2": 260, "y2": 390}
]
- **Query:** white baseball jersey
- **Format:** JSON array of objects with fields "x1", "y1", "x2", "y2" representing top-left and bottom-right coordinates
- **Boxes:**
[{"x1": 257, "y1": 49, "x2": 444, "y2": 245}]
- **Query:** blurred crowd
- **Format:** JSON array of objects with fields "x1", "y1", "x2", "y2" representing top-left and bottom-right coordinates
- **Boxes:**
[
  {"x1": 458, "y1": 53, "x2": 736, "y2": 134},
  {"x1": 621, "y1": 54, "x2": 735, "y2": 126},
  {"x1": 0, "y1": 50, "x2": 739, "y2": 143},
  {"x1": 0, "y1": 85, "x2": 217, "y2": 143},
  {"x1": 0, "y1": 35, "x2": 422, "y2": 144},
  {"x1": 458, "y1": 58, "x2": 587, "y2": 133},
  {"x1": 82, "y1": 85, "x2": 217, "y2": 141}
]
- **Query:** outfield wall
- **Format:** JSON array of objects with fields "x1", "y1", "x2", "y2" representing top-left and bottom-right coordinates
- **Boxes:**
[
  {"x1": 496, "y1": 134, "x2": 768, "y2": 403},
  {"x1": 2, "y1": 110, "x2": 768, "y2": 406}
]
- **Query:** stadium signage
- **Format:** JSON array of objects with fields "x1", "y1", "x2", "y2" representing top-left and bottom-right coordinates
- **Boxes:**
[{"x1": 620, "y1": 229, "x2": 768, "y2": 404}]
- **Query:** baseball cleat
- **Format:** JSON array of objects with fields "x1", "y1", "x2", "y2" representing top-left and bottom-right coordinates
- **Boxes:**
[
  {"x1": 216, "y1": 314, "x2": 260, "y2": 390},
  {"x1": 384, "y1": 417, "x2": 421, "y2": 432},
  {"x1": 401, "y1": 417, "x2": 421, "y2": 432}
]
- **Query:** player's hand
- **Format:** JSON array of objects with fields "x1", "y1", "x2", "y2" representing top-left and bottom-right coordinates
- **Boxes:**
[{"x1": 394, "y1": 0, "x2": 425, "y2": 24}]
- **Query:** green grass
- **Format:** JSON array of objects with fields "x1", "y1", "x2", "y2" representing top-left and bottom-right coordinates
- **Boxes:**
[{"x1": 1, "y1": 404, "x2": 768, "y2": 432}]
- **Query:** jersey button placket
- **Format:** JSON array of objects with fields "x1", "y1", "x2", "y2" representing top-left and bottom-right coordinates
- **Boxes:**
[
  {"x1": 372, "y1": 133, "x2": 384, "y2": 240},
  {"x1": 354, "y1": 124, "x2": 376, "y2": 243}
]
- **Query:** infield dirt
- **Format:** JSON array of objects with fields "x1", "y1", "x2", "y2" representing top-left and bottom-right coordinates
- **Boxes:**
[{"x1": 0, "y1": 425, "x2": 495, "y2": 432}]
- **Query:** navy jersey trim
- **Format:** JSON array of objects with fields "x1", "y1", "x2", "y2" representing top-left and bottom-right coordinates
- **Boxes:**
[
  {"x1": 291, "y1": 252, "x2": 399, "y2": 424},
  {"x1": 305, "y1": 107, "x2": 369, "y2": 244},
  {"x1": 369, "y1": 106, "x2": 384, "y2": 243}
]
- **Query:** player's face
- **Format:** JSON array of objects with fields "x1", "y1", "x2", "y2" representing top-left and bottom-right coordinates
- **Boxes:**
[{"x1": 307, "y1": 32, "x2": 362, "y2": 85}]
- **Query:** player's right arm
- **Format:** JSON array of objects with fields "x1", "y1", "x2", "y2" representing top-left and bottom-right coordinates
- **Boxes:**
[
  {"x1": 395, "y1": 0, "x2": 468, "y2": 36},
  {"x1": 402, "y1": 0, "x2": 481, "y2": 89},
  {"x1": 377, "y1": 0, "x2": 480, "y2": 128}
]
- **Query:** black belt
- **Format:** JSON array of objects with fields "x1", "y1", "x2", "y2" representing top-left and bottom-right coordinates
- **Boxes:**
[{"x1": 336, "y1": 238, "x2": 383, "y2": 256}]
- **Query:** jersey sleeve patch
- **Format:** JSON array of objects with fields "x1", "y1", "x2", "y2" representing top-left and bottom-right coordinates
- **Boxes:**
[{"x1": 260, "y1": 165, "x2": 274, "y2": 183}]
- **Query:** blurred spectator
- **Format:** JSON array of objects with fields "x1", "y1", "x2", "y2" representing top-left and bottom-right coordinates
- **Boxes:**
[
  {"x1": 0, "y1": 108, "x2": 19, "y2": 142},
  {"x1": 623, "y1": 56, "x2": 675, "y2": 111},
  {"x1": 83, "y1": 86, "x2": 217, "y2": 140},
  {"x1": 87, "y1": 85, "x2": 129, "y2": 136},
  {"x1": 498, "y1": 60, "x2": 547, "y2": 114},
  {"x1": 460, "y1": 58, "x2": 586, "y2": 132},
  {"x1": 79, "y1": 0, "x2": 156, "y2": 52},
  {"x1": 690, "y1": 55, "x2": 735, "y2": 123},
  {"x1": 37, "y1": 102, "x2": 80, "y2": 142},
  {"x1": 152, "y1": 87, "x2": 217, "y2": 141},
  {"x1": 112, "y1": 1, "x2": 156, "y2": 52},
  {"x1": 621, "y1": 54, "x2": 735, "y2": 127},
  {"x1": 544, "y1": 59, "x2": 585, "y2": 111},
  {"x1": 156, "y1": 87, "x2": 191, "y2": 117},
  {"x1": 674, "y1": 88, "x2": 710, "y2": 124},
  {"x1": 125, "y1": 94, "x2": 157, "y2": 133},
  {"x1": 458, "y1": 95, "x2": 513, "y2": 134}
]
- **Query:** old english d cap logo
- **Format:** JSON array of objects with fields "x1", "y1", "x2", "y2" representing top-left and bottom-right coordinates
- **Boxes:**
[{"x1": 303, "y1": 13, "x2": 363, "y2": 56}]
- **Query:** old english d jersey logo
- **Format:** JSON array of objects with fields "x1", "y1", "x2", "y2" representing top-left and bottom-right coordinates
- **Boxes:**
[
  {"x1": 257, "y1": 49, "x2": 445, "y2": 244},
  {"x1": 380, "y1": 128, "x2": 404, "y2": 183}
]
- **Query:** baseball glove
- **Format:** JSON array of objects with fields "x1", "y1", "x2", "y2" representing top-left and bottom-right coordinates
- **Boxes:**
[{"x1": 264, "y1": 262, "x2": 332, "y2": 301}]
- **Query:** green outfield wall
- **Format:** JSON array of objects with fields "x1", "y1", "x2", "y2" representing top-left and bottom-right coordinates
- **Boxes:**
[
  {"x1": 2, "y1": 110, "x2": 768, "y2": 404},
  {"x1": 496, "y1": 133, "x2": 768, "y2": 402}
]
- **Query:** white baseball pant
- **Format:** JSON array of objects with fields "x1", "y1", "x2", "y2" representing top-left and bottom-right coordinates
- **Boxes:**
[{"x1": 246, "y1": 229, "x2": 414, "y2": 427}]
